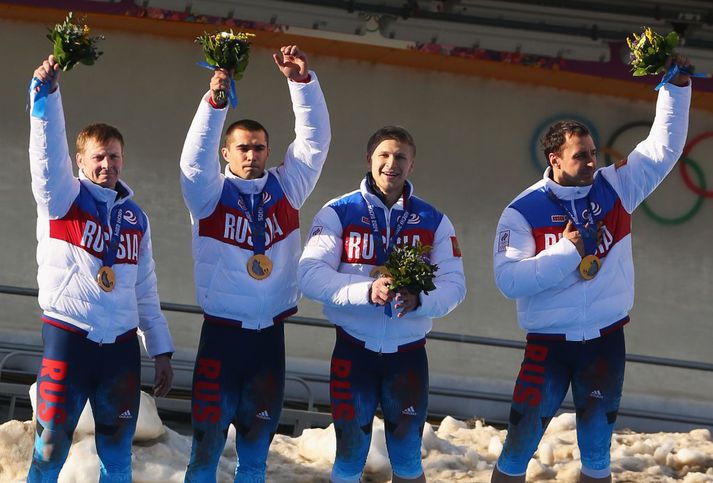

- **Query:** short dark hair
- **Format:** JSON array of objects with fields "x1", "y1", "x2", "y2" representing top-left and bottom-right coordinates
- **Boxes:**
[
  {"x1": 76, "y1": 123, "x2": 124, "y2": 154},
  {"x1": 541, "y1": 120, "x2": 590, "y2": 160},
  {"x1": 225, "y1": 119, "x2": 269, "y2": 146},
  {"x1": 366, "y1": 126, "x2": 416, "y2": 159}
]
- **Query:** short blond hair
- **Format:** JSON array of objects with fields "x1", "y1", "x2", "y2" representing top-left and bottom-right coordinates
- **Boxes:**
[{"x1": 76, "y1": 123, "x2": 124, "y2": 154}]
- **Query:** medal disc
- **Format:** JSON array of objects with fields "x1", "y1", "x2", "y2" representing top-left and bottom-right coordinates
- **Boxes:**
[
  {"x1": 369, "y1": 265, "x2": 391, "y2": 279},
  {"x1": 579, "y1": 255, "x2": 601, "y2": 280},
  {"x1": 247, "y1": 254, "x2": 272, "y2": 280},
  {"x1": 96, "y1": 266, "x2": 116, "y2": 292}
]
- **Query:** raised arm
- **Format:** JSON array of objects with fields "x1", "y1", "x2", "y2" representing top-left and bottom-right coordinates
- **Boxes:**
[
  {"x1": 493, "y1": 206, "x2": 581, "y2": 299},
  {"x1": 29, "y1": 55, "x2": 79, "y2": 218},
  {"x1": 273, "y1": 46, "x2": 331, "y2": 208},
  {"x1": 179, "y1": 69, "x2": 229, "y2": 219},
  {"x1": 298, "y1": 206, "x2": 373, "y2": 307},
  {"x1": 601, "y1": 55, "x2": 692, "y2": 213}
]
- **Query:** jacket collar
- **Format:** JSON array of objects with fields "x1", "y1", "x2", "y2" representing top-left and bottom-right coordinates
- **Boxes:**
[
  {"x1": 542, "y1": 166, "x2": 594, "y2": 201},
  {"x1": 78, "y1": 171, "x2": 133, "y2": 205},
  {"x1": 225, "y1": 165, "x2": 268, "y2": 194},
  {"x1": 359, "y1": 175, "x2": 413, "y2": 211}
]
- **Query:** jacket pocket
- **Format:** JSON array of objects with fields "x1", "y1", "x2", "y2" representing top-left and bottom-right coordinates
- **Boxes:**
[{"x1": 49, "y1": 264, "x2": 79, "y2": 308}]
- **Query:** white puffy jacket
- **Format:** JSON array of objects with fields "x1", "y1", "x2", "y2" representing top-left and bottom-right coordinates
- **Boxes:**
[
  {"x1": 493, "y1": 83, "x2": 690, "y2": 340},
  {"x1": 29, "y1": 88, "x2": 174, "y2": 356},
  {"x1": 299, "y1": 179, "x2": 466, "y2": 353},
  {"x1": 180, "y1": 72, "x2": 331, "y2": 329}
]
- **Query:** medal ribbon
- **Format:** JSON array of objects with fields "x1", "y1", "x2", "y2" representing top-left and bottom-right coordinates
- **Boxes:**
[
  {"x1": 655, "y1": 64, "x2": 708, "y2": 91},
  {"x1": 99, "y1": 204, "x2": 125, "y2": 269},
  {"x1": 547, "y1": 189, "x2": 599, "y2": 256},
  {"x1": 237, "y1": 192, "x2": 266, "y2": 255},
  {"x1": 364, "y1": 191, "x2": 409, "y2": 317},
  {"x1": 28, "y1": 77, "x2": 50, "y2": 118}
]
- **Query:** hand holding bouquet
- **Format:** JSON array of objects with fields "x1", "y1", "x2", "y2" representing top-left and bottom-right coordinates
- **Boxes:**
[
  {"x1": 384, "y1": 243, "x2": 438, "y2": 296},
  {"x1": 196, "y1": 30, "x2": 254, "y2": 108}
]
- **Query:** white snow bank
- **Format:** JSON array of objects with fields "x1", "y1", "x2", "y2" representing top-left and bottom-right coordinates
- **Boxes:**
[{"x1": 0, "y1": 390, "x2": 712, "y2": 482}]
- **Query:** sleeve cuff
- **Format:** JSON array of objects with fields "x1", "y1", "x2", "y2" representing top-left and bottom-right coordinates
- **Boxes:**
[{"x1": 348, "y1": 279, "x2": 374, "y2": 306}]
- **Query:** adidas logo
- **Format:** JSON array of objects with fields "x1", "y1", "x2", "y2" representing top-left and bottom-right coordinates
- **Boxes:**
[
  {"x1": 401, "y1": 406, "x2": 417, "y2": 416},
  {"x1": 589, "y1": 390, "x2": 604, "y2": 400},
  {"x1": 118, "y1": 410, "x2": 133, "y2": 419},
  {"x1": 256, "y1": 410, "x2": 271, "y2": 421}
]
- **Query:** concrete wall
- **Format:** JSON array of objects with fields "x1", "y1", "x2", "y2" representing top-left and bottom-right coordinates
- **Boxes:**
[{"x1": 2, "y1": 18, "x2": 712, "y2": 415}]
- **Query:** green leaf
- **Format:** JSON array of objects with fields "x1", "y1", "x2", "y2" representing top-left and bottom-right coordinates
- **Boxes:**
[{"x1": 665, "y1": 31, "x2": 679, "y2": 49}]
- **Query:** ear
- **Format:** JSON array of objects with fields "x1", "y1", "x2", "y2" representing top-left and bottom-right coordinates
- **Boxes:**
[
  {"x1": 548, "y1": 152, "x2": 559, "y2": 169},
  {"x1": 221, "y1": 146, "x2": 229, "y2": 163},
  {"x1": 75, "y1": 151, "x2": 83, "y2": 169},
  {"x1": 266, "y1": 146, "x2": 272, "y2": 160}
]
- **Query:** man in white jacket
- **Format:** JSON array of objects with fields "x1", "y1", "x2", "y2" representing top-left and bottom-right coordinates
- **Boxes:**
[
  {"x1": 28, "y1": 55, "x2": 174, "y2": 482},
  {"x1": 180, "y1": 45, "x2": 330, "y2": 482},
  {"x1": 299, "y1": 126, "x2": 466, "y2": 483},
  {"x1": 491, "y1": 57, "x2": 692, "y2": 483}
]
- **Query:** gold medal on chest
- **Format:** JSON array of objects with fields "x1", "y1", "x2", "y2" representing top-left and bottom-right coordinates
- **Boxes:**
[
  {"x1": 369, "y1": 265, "x2": 391, "y2": 279},
  {"x1": 96, "y1": 266, "x2": 116, "y2": 292},
  {"x1": 247, "y1": 254, "x2": 272, "y2": 280},
  {"x1": 579, "y1": 255, "x2": 601, "y2": 280}
]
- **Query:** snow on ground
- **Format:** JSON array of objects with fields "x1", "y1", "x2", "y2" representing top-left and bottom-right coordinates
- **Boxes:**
[{"x1": 0, "y1": 388, "x2": 712, "y2": 482}]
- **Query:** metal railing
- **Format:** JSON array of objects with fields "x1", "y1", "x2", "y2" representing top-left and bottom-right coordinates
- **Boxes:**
[{"x1": 2, "y1": 284, "x2": 713, "y2": 429}]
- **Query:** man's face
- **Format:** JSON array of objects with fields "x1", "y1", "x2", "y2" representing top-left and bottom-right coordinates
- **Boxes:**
[
  {"x1": 76, "y1": 137, "x2": 124, "y2": 189},
  {"x1": 222, "y1": 129, "x2": 270, "y2": 180},
  {"x1": 549, "y1": 133, "x2": 597, "y2": 186},
  {"x1": 368, "y1": 139, "x2": 415, "y2": 196}
]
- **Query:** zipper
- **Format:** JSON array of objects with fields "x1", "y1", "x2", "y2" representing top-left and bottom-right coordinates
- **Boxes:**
[
  {"x1": 384, "y1": 205, "x2": 392, "y2": 250},
  {"x1": 377, "y1": 203, "x2": 392, "y2": 354},
  {"x1": 570, "y1": 199, "x2": 579, "y2": 223}
]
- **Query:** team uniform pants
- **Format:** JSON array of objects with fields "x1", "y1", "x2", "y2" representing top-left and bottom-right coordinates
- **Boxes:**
[
  {"x1": 185, "y1": 317, "x2": 285, "y2": 483},
  {"x1": 497, "y1": 324, "x2": 626, "y2": 477},
  {"x1": 28, "y1": 319, "x2": 141, "y2": 483},
  {"x1": 329, "y1": 328, "x2": 429, "y2": 482}
]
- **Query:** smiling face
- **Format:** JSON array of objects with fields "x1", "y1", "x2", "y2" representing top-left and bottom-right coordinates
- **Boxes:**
[
  {"x1": 76, "y1": 137, "x2": 124, "y2": 189},
  {"x1": 368, "y1": 139, "x2": 415, "y2": 202},
  {"x1": 549, "y1": 133, "x2": 597, "y2": 187},
  {"x1": 222, "y1": 128, "x2": 271, "y2": 180}
]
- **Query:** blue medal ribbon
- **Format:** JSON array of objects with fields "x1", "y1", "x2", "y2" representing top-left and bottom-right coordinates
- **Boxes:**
[
  {"x1": 198, "y1": 61, "x2": 238, "y2": 108},
  {"x1": 236, "y1": 192, "x2": 266, "y2": 255},
  {"x1": 547, "y1": 189, "x2": 599, "y2": 256},
  {"x1": 28, "y1": 77, "x2": 50, "y2": 118},
  {"x1": 655, "y1": 64, "x2": 708, "y2": 91},
  {"x1": 364, "y1": 192, "x2": 410, "y2": 318},
  {"x1": 100, "y1": 204, "x2": 125, "y2": 269}
]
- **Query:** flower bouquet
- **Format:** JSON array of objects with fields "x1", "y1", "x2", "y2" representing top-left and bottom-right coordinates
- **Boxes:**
[
  {"x1": 48, "y1": 12, "x2": 103, "y2": 70},
  {"x1": 31, "y1": 12, "x2": 103, "y2": 118},
  {"x1": 626, "y1": 27, "x2": 706, "y2": 89},
  {"x1": 384, "y1": 243, "x2": 438, "y2": 296},
  {"x1": 196, "y1": 30, "x2": 254, "y2": 108},
  {"x1": 627, "y1": 27, "x2": 678, "y2": 77}
]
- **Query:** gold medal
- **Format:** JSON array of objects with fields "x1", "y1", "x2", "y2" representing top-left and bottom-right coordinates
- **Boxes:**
[
  {"x1": 96, "y1": 266, "x2": 116, "y2": 292},
  {"x1": 370, "y1": 265, "x2": 391, "y2": 279},
  {"x1": 247, "y1": 254, "x2": 272, "y2": 280},
  {"x1": 579, "y1": 255, "x2": 601, "y2": 280}
]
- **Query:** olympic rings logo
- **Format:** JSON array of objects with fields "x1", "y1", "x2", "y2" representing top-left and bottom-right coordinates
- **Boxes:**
[{"x1": 529, "y1": 116, "x2": 710, "y2": 225}]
